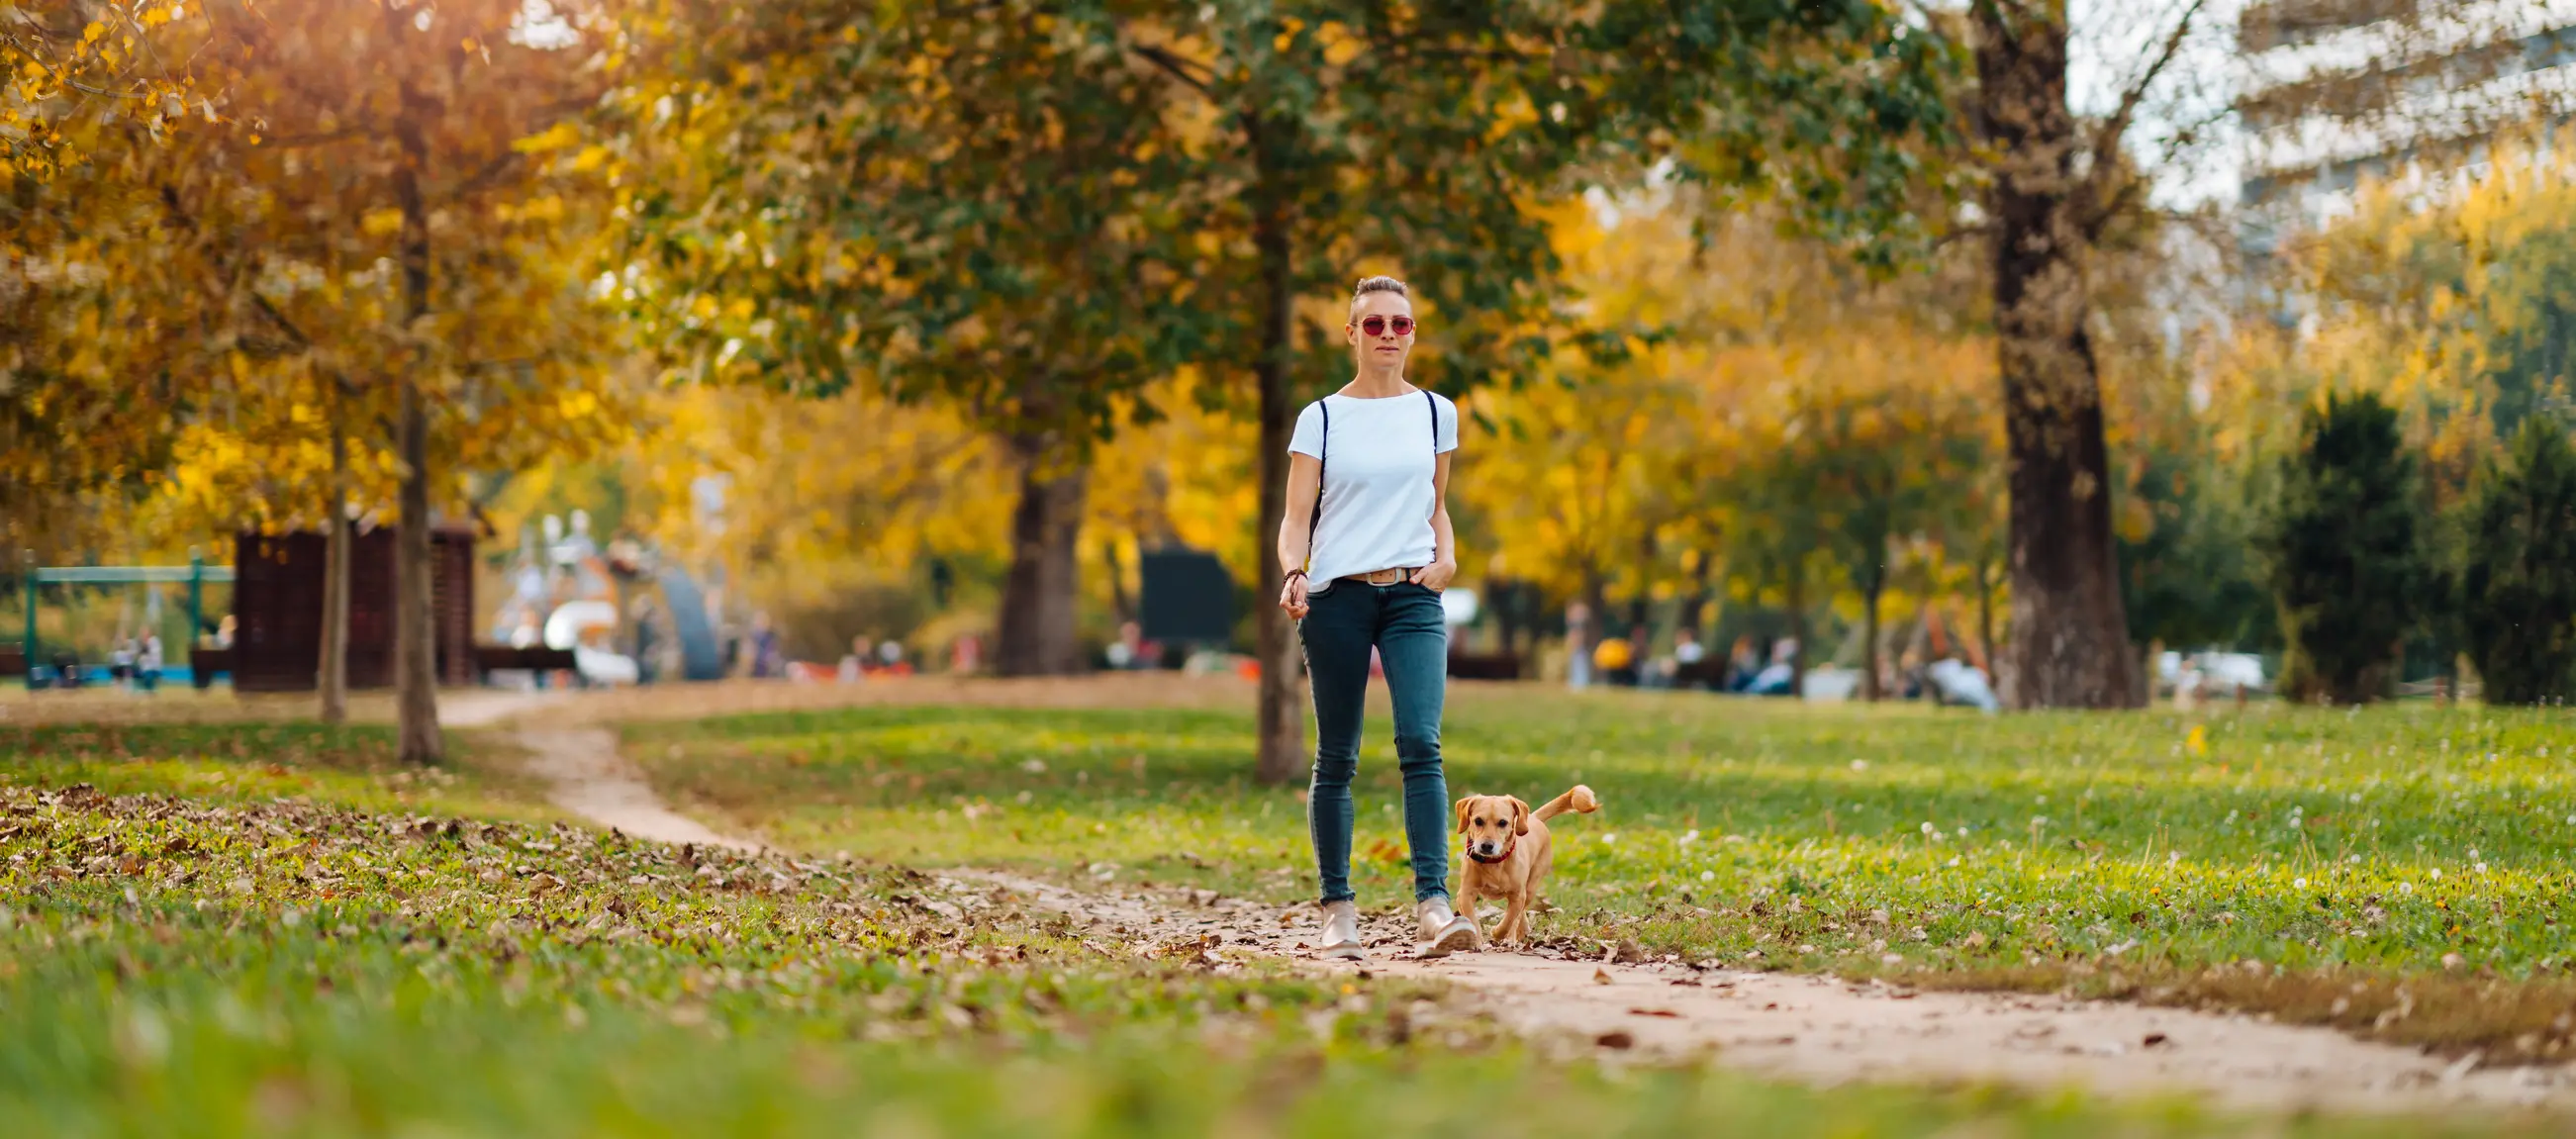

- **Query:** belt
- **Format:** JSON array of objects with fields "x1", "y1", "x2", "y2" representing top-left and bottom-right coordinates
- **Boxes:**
[{"x1": 1341, "y1": 567, "x2": 1419, "y2": 586}]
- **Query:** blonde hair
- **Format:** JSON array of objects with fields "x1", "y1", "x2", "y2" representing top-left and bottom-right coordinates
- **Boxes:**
[{"x1": 1349, "y1": 275, "x2": 1409, "y2": 321}]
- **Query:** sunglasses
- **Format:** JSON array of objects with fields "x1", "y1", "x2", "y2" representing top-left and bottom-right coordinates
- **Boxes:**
[{"x1": 1358, "y1": 315, "x2": 1416, "y2": 337}]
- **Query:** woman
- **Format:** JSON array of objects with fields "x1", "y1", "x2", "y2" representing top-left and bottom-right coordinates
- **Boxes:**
[{"x1": 1277, "y1": 275, "x2": 1482, "y2": 960}]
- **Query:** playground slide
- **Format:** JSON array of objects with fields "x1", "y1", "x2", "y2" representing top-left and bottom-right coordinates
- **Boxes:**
[{"x1": 655, "y1": 567, "x2": 726, "y2": 682}]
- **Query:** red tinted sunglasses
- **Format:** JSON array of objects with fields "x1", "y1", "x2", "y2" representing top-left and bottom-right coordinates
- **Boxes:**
[{"x1": 1359, "y1": 315, "x2": 1416, "y2": 336}]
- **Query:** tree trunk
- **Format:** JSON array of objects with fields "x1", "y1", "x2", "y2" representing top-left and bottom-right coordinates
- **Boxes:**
[
  {"x1": 1785, "y1": 564, "x2": 1808, "y2": 701},
  {"x1": 1678, "y1": 552, "x2": 1713, "y2": 646},
  {"x1": 1973, "y1": 0, "x2": 2139, "y2": 710},
  {"x1": 391, "y1": 61, "x2": 442, "y2": 765},
  {"x1": 1974, "y1": 551, "x2": 1997, "y2": 672},
  {"x1": 1104, "y1": 538, "x2": 1134, "y2": 626},
  {"x1": 317, "y1": 407, "x2": 350, "y2": 724},
  {"x1": 393, "y1": 382, "x2": 441, "y2": 763},
  {"x1": 1250, "y1": 183, "x2": 1305, "y2": 786},
  {"x1": 996, "y1": 434, "x2": 1088, "y2": 676},
  {"x1": 1625, "y1": 528, "x2": 1654, "y2": 636},
  {"x1": 1860, "y1": 574, "x2": 1884, "y2": 702}
]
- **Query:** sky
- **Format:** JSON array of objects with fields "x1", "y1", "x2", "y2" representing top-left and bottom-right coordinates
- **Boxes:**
[{"x1": 2067, "y1": 0, "x2": 2252, "y2": 208}]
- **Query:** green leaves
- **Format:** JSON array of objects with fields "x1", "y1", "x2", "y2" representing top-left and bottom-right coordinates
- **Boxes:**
[
  {"x1": 620, "y1": 0, "x2": 1202, "y2": 443},
  {"x1": 2460, "y1": 417, "x2": 2576, "y2": 704},
  {"x1": 620, "y1": 0, "x2": 1955, "y2": 420},
  {"x1": 2265, "y1": 392, "x2": 2429, "y2": 704}
]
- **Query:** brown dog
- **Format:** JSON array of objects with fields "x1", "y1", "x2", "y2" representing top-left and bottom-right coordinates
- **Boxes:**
[{"x1": 1454, "y1": 785, "x2": 1599, "y2": 945}]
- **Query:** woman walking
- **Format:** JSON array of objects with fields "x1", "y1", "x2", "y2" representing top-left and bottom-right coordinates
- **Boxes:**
[{"x1": 1277, "y1": 275, "x2": 1482, "y2": 960}]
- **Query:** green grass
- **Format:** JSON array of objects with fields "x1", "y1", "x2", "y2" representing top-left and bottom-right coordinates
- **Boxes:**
[
  {"x1": 627, "y1": 688, "x2": 2576, "y2": 1057},
  {"x1": 0, "y1": 722, "x2": 553, "y2": 822},
  {"x1": 10, "y1": 702, "x2": 2576, "y2": 1134},
  {"x1": 3, "y1": 765, "x2": 2496, "y2": 1137}
]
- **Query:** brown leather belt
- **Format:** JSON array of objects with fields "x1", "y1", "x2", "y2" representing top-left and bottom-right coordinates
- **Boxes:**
[{"x1": 1341, "y1": 567, "x2": 1416, "y2": 586}]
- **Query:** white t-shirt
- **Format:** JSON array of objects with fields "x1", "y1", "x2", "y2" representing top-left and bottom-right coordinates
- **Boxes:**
[{"x1": 1288, "y1": 389, "x2": 1459, "y2": 590}]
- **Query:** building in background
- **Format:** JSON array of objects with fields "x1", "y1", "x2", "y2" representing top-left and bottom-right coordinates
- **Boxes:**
[{"x1": 2237, "y1": 0, "x2": 2576, "y2": 242}]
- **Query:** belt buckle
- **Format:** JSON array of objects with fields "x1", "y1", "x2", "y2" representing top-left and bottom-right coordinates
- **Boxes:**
[{"x1": 1366, "y1": 568, "x2": 1403, "y2": 586}]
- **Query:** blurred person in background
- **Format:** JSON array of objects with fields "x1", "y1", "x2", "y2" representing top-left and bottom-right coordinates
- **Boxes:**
[
  {"x1": 138, "y1": 632, "x2": 162, "y2": 695},
  {"x1": 1592, "y1": 627, "x2": 1635, "y2": 686},
  {"x1": 748, "y1": 612, "x2": 784, "y2": 678},
  {"x1": 1723, "y1": 635, "x2": 1762, "y2": 692},
  {"x1": 630, "y1": 596, "x2": 662, "y2": 685},
  {"x1": 1565, "y1": 601, "x2": 1593, "y2": 689},
  {"x1": 840, "y1": 635, "x2": 871, "y2": 683}
]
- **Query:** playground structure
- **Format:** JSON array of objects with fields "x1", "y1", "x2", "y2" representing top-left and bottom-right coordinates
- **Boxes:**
[
  {"x1": 493, "y1": 511, "x2": 721, "y2": 688},
  {"x1": 9, "y1": 513, "x2": 752, "y2": 693},
  {"x1": 6, "y1": 552, "x2": 233, "y2": 688}
]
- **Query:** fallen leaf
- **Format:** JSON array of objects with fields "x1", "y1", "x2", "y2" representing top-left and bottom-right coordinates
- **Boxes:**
[
  {"x1": 1594, "y1": 1030, "x2": 1635, "y2": 1049},
  {"x1": 1593, "y1": 967, "x2": 1613, "y2": 985}
]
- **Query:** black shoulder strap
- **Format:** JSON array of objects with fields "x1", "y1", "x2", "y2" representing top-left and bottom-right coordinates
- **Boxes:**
[
  {"x1": 1306, "y1": 400, "x2": 1329, "y2": 562},
  {"x1": 1424, "y1": 389, "x2": 1437, "y2": 452}
]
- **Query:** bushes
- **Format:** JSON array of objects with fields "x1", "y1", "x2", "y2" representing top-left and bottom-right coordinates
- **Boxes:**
[
  {"x1": 2263, "y1": 392, "x2": 2427, "y2": 704},
  {"x1": 2460, "y1": 418, "x2": 2576, "y2": 705}
]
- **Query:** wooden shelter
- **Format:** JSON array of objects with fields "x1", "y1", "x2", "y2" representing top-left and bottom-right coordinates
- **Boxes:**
[{"x1": 225, "y1": 527, "x2": 476, "y2": 693}]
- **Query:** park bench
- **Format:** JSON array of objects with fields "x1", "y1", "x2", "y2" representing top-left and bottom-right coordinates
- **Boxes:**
[
  {"x1": 191, "y1": 647, "x2": 233, "y2": 689},
  {"x1": 472, "y1": 644, "x2": 580, "y2": 677},
  {"x1": 1671, "y1": 659, "x2": 1727, "y2": 690},
  {"x1": 1446, "y1": 651, "x2": 1522, "y2": 680}
]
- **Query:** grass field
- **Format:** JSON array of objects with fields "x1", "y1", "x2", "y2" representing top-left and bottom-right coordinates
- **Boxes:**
[
  {"x1": 629, "y1": 686, "x2": 2576, "y2": 1058},
  {"x1": 3, "y1": 694, "x2": 2574, "y2": 1134},
  {"x1": 0, "y1": 722, "x2": 555, "y2": 822}
]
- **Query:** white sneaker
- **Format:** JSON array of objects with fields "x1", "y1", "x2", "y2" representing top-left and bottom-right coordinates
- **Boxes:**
[
  {"x1": 1417, "y1": 896, "x2": 1483, "y2": 958},
  {"x1": 1317, "y1": 900, "x2": 1365, "y2": 961}
]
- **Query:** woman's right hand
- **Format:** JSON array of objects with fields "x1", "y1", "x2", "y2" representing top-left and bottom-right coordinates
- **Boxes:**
[{"x1": 1280, "y1": 572, "x2": 1310, "y2": 619}]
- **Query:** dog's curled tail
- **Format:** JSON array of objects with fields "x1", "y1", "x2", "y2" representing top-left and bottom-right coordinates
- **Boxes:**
[{"x1": 1531, "y1": 784, "x2": 1599, "y2": 822}]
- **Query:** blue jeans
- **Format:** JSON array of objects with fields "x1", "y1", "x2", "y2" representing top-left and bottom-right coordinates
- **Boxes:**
[{"x1": 1299, "y1": 579, "x2": 1450, "y2": 904}]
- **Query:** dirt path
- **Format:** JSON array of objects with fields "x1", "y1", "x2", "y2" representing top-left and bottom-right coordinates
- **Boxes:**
[
  {"x1": 443, "y1": 690, "x2": 568, "y2": 728},
  {"x1": 944, "y1": 870, "x2": 2576, "y2": 1114},
  {"x1": 515, "y1": 727, "x2": 754, "y2": 851},
  {"x1": 511, "y1": 730, "x2": 2575, "y2": 1116}
]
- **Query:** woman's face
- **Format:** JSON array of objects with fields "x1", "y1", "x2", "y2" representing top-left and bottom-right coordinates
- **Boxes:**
[{"x1": 1346, "y1": 292, "x2": 1415, "y2": 371}]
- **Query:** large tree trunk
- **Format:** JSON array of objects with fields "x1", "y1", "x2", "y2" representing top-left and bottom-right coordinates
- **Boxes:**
[
  {"x1": 317, "y1": 407, "x2": 350, "y2": 724},
  {"x1": 1973, "y1": 1, "x2": 2139, "y2": 710},
  {"x1": 996, "y1": 434, "x2": 1087, "y2": 676},
  {"x1": 391, "y1": 63, "x2": 443, "y2": 765},
  {"x1": 1250, "y1": 187, "x2": 1305, "y2": 786}
]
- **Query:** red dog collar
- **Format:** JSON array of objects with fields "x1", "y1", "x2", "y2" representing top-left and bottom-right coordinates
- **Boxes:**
[{"x1": 1467, "y1": 834, "x2": 1516, "y2": 865}]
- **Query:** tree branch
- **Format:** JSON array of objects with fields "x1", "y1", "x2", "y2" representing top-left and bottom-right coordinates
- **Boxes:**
[
  {"x1": 2089, "y1": 0, "x2": 2209, "y2": 193},
  {"x1": 1127, "y1": 42, "x2": 1213, "y2": 99}
]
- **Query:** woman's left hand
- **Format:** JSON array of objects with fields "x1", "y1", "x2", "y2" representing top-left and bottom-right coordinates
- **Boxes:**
[{"x1": 1410, "y1": 559, "x2": 1458, "y2": 592}]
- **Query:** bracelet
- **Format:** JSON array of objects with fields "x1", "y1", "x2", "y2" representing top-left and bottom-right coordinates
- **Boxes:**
[{"x1": 1282, "y1": 570, "x2": 1307, "y2": 586}]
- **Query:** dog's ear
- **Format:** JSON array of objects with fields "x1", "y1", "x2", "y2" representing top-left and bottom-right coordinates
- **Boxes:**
[
  {"x1": 1454, "y1": 797, "x2": 1473, "y2": 834},
  {"x1": 1507, "y1": 797, "x2": 1532, "y2": 836}
]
